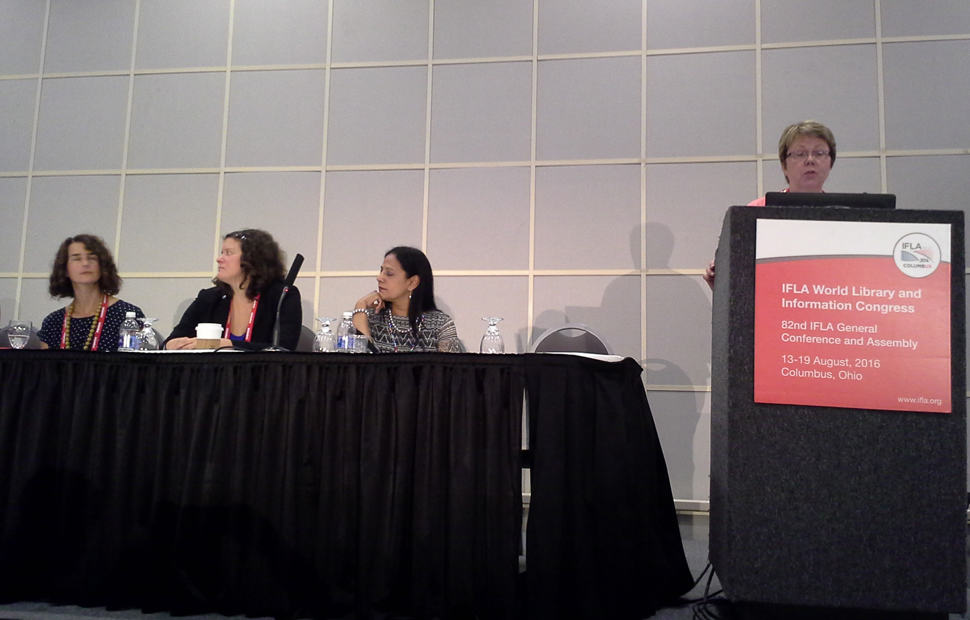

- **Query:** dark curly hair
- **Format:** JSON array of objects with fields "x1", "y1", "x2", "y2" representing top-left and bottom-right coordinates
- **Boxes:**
[
  {"x1": 215, "y1": 229, "x2": 286, "y2": 299},
  {"x1": 48, "y1": 234, "x2": 122, "y2": 298}
]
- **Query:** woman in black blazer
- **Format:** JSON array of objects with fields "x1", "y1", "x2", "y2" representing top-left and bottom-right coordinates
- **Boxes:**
[{"x1": 164, "y1": 229, "x2": 301, "y2": 350}]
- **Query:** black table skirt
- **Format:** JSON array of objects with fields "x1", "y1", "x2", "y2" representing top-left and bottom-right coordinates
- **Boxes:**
[{"x1": 0, "y1": 350, "x2": 691, "y2": 619}]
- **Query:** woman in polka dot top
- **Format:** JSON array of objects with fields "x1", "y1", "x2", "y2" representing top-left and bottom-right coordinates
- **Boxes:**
[{"x1": 37, "y1": 234, "x2": 144, "y2": 352}]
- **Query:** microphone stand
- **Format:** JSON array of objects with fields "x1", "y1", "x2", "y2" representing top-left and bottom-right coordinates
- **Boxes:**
[{"x1": 264, "y1": 253, "x2": 303, "y2": 351}]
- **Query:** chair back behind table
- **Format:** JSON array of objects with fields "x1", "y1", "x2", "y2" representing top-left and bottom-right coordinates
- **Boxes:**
[
  {"x1": 296, "y1": 325, "x2": 315, "y2": 352},
  {"x1": 529, "y1": 323, "x2": 613, "y2": 355}
]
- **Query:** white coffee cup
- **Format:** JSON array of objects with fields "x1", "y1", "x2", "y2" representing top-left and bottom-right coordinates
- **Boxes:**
[{"x1": 195, "y1": 323, "x2": 223, "y2": 348}]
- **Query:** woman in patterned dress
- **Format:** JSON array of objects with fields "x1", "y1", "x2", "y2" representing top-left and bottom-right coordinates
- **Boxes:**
[{"x1": 352, "y1": 246, "x2": 463, "y2": 353}]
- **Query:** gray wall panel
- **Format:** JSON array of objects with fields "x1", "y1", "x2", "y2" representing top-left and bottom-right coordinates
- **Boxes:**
[
  {"x1": 34, "y1": 76, "x2": 129, "y2": 171},
  {"x1": 536, "y1": 57, "x2": 641, "y2": 160},
  {"x1": 327, "y1": 66, "x2": 428, "y2": 165},
  {"x1": 226, "y1": 70, "x2": 326, "y2": 167},
  {"x1": 427, "y1": 167, "x2": 531, "y2": 270},
  {"x1": 0, "y1": 0, "x2": 46, "y2": 74},
  {"x1": 232, "y1": 0, "x2": 328, "y2": 66},
  {"x1": 762, "y1": 0, "x2": 875, "y2": 42},
  {"x1": 646, "y1": 51, "x2": 756, "y2": 157},
  {"x1": 882, "y1": 0, "x2": 970, "y2": 37},
  {"x1": 535, "y1": 165, "x2": 641, "y2": 269},
  {"x1": 762, "y1": 45, "x2": 880, "y2": 154},
  {"x1": 436, "y1": 275, "x2": 529, "y2": 353},
  {"x1": 128, "y1": 73, "x2": 225, "y2": 169},
  {"x1": 221, "y1": 171, "x2": 322, "y2": 268},
  {"x1": 538, "y1": 0, "x2": 641, "y2": 54},
  {"x1": 0, "y1": 178, "x2": 27, "y2": 272},
  {"x1": 433, "y1": 0, "x2": 533, "y2": 59},
  {"x1": 645, "y1": 162, "x2": 756, "y2": 268},
  {"x1": 0, "y1": 80, "x2": 36, "y2": 172},
  {"x1": 136, "y1": 0, "x2": 229, "y2": 69},
  {"x1": 17, "y1": 278, "x2": 60, "y2": 335},
  {"x1": 646, "y1": 0, "x2": 754, "y2": 49},
  {"x1": 0, "y1": 279, "x2": 17, "y2": 326},
  {"x1": 44, "y1": 0, "x2": 135, "y2": 73},
  {"x1": 24, "y1": 176, "x2": 121, "y2": 272},
  {"x1": 120, "y1": 174, "x2": 219, "y2": 272},
  {"x1": 430, "y1": 62, "x2": 532, "y2": 163},
  {"x1": 331, "y1": 0, "x2": 428, "y2": 63},
  {"x1": 883, "y1": 40, "x2": 970, "y2": 150},
  {"x1": 321, "y1": 170, "x2": 424, "y2": 270}
]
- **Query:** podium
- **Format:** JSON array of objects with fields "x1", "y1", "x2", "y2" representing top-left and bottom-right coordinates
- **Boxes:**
[{"x1": 710, "y1": 206, "x2": 966, "y2": 615}]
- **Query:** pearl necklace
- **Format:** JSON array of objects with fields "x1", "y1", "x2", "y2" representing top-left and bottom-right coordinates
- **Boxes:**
[{"x1": 385, "y1": 311, "x2": 422, "y2": 352}]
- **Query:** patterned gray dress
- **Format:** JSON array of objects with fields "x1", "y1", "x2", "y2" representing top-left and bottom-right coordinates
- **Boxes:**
[{"x1": 364, "y1": 308, "x2": 464, "y2": 352}]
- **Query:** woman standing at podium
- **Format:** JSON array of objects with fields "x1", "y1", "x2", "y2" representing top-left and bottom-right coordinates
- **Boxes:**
[
  {"x1": 704, "y1": 120, "x2": 836, "y2": 287},
  {"x1": 352, "y1": 246, "x2": 464, "y2": 352},
  {"x1": 37, "y1": 234, "x2": 144, "y2": 351},
  {"x1": 164, "y1": 229, "x2": 302, "y2": 350}
]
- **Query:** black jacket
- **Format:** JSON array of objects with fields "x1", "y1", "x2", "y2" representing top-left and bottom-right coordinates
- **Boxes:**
[{"x1": 165, "y1": 280, "x2": 302, "y2": 350}]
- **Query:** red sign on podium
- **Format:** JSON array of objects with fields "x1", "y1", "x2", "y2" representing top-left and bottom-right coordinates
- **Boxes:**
[{"x1": 754, "y1": 220, "x2": 951, "y2": 413}]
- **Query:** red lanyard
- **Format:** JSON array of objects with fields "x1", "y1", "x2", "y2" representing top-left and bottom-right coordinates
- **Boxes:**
[
  {"x1": 224, "y1": 293, "x2": 260, "y2": 343},
  {"x1": 60, "y1": 294, "x2": 109, "y2": 350}
]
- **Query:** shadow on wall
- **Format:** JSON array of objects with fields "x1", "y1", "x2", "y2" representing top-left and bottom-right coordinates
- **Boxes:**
[
  {"x1": 520, "y1": 222, "x2": 710, "y2": 498},
  {"x1": 643, "y1": 356, "x2": 702, "y2": 500},
  {"x1": 518, "y1": 225, "x2": 644, "y2": 355},
  {"x1": 644, "y1": 221, "x2": 711, "y2": 499}
]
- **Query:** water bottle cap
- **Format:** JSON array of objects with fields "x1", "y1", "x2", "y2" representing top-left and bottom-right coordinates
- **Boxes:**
[
  {"x1": 342, "y1": 311, "x2": 353, "y2": 319},
  {"x1": 125, "y1": 311, "x2": 136, "y2": 318}
]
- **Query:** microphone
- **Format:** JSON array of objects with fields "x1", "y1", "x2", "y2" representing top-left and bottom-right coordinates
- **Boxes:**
[
  {"x1": 283, "y1": 253, "x2": 304, "y2": 288},
  {"x1": 265, "y1": 253, "x2": 304, "y2": 351}
]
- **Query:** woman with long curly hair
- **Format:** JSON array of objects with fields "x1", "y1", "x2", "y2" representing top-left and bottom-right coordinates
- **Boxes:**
[{"x1": 164, "y1": 229, "x2": 302, "y2": 350}]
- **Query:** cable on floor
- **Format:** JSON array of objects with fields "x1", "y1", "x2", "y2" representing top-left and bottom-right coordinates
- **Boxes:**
[{"x1": 690, "y1": 561, "x2": 730, "y2": 620}]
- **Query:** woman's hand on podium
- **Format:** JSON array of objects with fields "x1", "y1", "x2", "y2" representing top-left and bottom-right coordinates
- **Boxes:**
[{"x1": 703, "y1": 259, "x2": 715, "y2": 289}]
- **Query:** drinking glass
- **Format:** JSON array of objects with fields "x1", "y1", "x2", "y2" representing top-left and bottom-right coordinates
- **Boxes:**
[
  {"x1": 313, "y1": 317, "x2": 336, "y2": 352},
  {"x1": 480, "y1": 316, "x2": 504, "y2": 354},
  {"x1": 7, "y1": 320, "x2": 32, "y2": 350},
  {"x1": 138, "y1": 317, "x2": 160, "y2": 351}
]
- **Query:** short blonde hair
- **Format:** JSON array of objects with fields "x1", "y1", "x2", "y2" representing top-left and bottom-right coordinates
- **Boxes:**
[{"x1": 778, "y1": 120, "x2": 837, "y2": 166}]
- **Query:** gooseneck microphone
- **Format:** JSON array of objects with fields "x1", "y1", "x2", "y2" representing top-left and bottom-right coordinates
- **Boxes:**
[{"x1": 265, "y1": 253, "x2": 304, "y2": 351}]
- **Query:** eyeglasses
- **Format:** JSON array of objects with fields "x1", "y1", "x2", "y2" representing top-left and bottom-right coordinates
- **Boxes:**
[
  {"x1": 787, "y1": 150, "x2": 830, "y2": 161},
  {"x1": 227, "y1": 231, "x2": 247, "y2": 241}
]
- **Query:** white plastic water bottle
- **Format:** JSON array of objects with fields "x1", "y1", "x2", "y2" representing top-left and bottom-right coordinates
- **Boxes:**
[
  {"x1": 118, "y1": 311, "x2": 141, "y2": 351},
  {"x1": 336, "y1": 311, "x2": 355, "y2": 353}
]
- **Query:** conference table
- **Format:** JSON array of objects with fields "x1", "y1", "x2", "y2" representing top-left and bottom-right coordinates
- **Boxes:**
[{"x1": 0, "y1": 350, "x2": 691, "y2": 619}]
